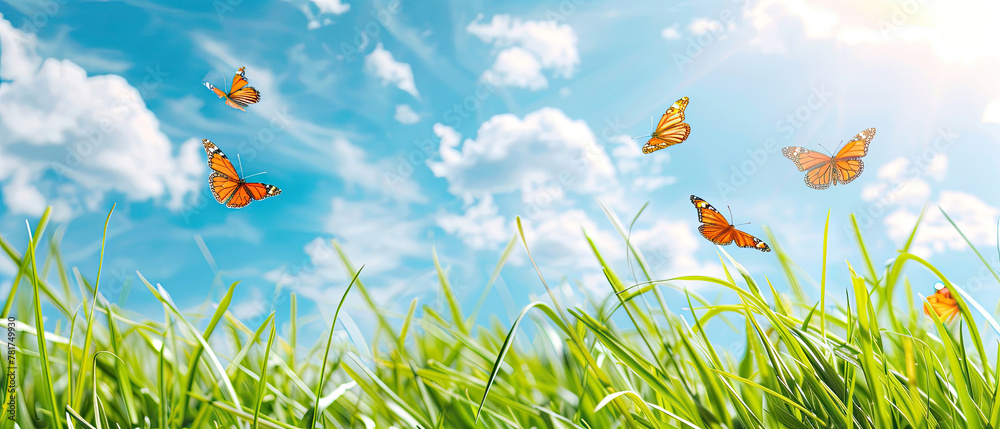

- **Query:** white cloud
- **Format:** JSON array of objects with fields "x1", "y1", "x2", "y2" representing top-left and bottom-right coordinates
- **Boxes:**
[
  {"x1": 0, "y1": 17, "x2": 202, "y2": 221},
  {"x1": 745, "y1": 0, "x2": 1000, "y2": 63},
  {"x1": 517, "y1": 209, "x2": 621, "y2": 270},
  {"x1": 230, "y1": 287, "x2": 273, "y2": 321},
  {"x1": 860, "y1": 157, "x2": 933, "y2": 206},
  {"x1": 629, "y1": 219, "x2": 724, "y2": 279},
  {"x1": 861, "y1": 155, "x2": 998, "y2": 257},
  {"x1": 467, "y1": 14, "x2": 579, "y2": 90},
  {"x1": 608, "y1": 135, "x2": 675, "y2": 191},
  {"x1": 329, "y1": 138, "x2": 426, "y2": 204},
  {"x1": 436, "y1": 195, "x2": 508, "y2": 250},
  {"x1": 983, "y1": 97, "x2": 1000, "y2": 126},
  {"x1": 265, "y1": 198, "x2": 426, "y2": 300},
  {"x1": 884, "y1": 192, "x2": 999, "y2": 258},
  {"x1": 661, "y1": 26, "x2": 682, "y2": 40},
  {"x1": 481, "y1": 47, "x2": 548, "y2": 90},
  {"x1": 427, "y1": 109, "x2": 616, "y2": 201},
  {"x1": 394, "y1": 104, "x2": 420, "y2": 124},
  {"x1": 689, "y1": 18, "x2": 724, "y2": 35},
  {"x1": 365, "y1": 43, "x2": 419, "y2": 98},
  {"x1": 632, "y1": 176, "x2": 677, "y2": 192},
  {"x1": 283, "y1": 0, "x2": 350, "y2": 30}
]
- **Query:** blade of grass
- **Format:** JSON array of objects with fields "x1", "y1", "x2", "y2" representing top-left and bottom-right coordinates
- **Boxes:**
[
  {"x1": 26, "y1": 218, "x2": 61, "y2": 428},
  {"x1": 309, "y1": 265, "x2": 363, "y2": 428},
  {"x1": 253, "y1": 314, "x2": 278, "y2": 429}
]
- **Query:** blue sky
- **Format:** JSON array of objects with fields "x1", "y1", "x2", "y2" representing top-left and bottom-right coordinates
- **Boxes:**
[{"x1": 2, "y1": 0, "x2": 1000, "y2": 343}]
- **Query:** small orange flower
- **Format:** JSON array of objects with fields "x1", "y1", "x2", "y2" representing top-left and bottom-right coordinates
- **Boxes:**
[{"x1": 924, "y1": 286, "x2": 960, "y2": 322}]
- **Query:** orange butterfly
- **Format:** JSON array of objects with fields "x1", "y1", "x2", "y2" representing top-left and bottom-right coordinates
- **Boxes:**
[
  {"x1": 782, "y1": 128, "x2": 876, "y2": 190},
  {"x1": 203, "y1": 139, "x2": 281, "y2": 208},
  {"x1": 641, "y1": 97, "x2": 691, "y2": 154},
  {"x1": 203, "y1": 67, "x2": 261, "y2": 111},
  {"x1": 690, "y1": 195, "x2": 770, "y2": 252},
  {"x1": 923, "y1": 284, "x2": 960, "y2": 322}
]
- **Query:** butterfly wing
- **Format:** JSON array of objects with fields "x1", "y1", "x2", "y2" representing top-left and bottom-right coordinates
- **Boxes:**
[
  {"x1": 782, "y1": 146, "x2": 838, "y2": 189},
  {"x1": 834, "y1": 127, "x2": 875, "y2": 159},
  {"x1": 803, "y1": 162, "x2": 838, "y2": 190},
  {"x1": 209, "y1": 172, "x2": 241, "y2": 204},
  {"x1": 782, "y1": 147, "x2": 832, "y2": 172},
  {"x1": 691, "y1": 195, "x2": 735, "y2": 245},
  {"x1": 225, "y1": 182, "x2": 281, "y2": 208},
  {"x1": 204, "y1": 139, "x2": 244, "y2": 203},
  {"x1": 829, "y1": 127, "x2": 875, "y2": 185},
  {"x1": 731, "y1": 230, "x2": 771, "y2": 252},
  {"x1": 228, "y1": 86, "x2": 261, "y2": 107},
  {"x1": 924, "y1": 286, "x2": 960, "y2": 322},
  {"x1": 224, "y1": 98, "x2": 248, "y2": 111},
  {"x1": 229, "y1": 68, "x2": 249, "y2": 93},
  {"x1": 203, "y1": 139, "x2": 240, "y2": 178},
  {"x1": 642, "y1": 97, "x2": 691, "y2": 154}
]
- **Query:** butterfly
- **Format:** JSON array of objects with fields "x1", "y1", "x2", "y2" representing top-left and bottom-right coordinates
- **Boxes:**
[
  {"x1": 203, "y1": 67, "x2": 261, "y2": 111},
  {"x1": 923, "y1": 284, "x2": 960, "y2": 322},
  {"x1": 203, "y1": 139, "x2": 281, "y2": 208},
  {"x1": 782, "y1": 128, "x2": 876, "y2": 190},
  {"x1": 690, "y1": 195, "x2": 770, "y2": 252},
  {"x1": 641, "y1": 96, "x2": 691, "y2": 154}
]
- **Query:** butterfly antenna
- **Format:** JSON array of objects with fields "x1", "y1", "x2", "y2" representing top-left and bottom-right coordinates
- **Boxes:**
[
  {"x1": 237, "y1": 154, "x2": 245, "y2": 178},
  {"x1": 242, "y1": 171, "x2": 267, "y2": 180},
  {"x1": 727, "y1": 205, "x2": 735, "y2": 224}
]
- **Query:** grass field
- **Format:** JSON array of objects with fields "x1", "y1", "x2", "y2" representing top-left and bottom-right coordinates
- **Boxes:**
[{"x1": 2, "y1": 203, "x2": 999, "y2": 428}]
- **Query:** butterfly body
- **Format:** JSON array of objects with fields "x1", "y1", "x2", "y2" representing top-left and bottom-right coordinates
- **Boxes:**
[
  {"x1": 782, "y1": 127, "x2": 875, "y2": 190},
  {"x1": 690, "y1": 195, "x2": 770, "y2": 252},
  {"x1": 642, "y1": 96, "x2": 691, "y2": 154},
  {"x1": 203, "y1": 67, "x2": 261, "y2": 111},
  {"x1": 203, "y1": 139, "x2": 280, "y2": 208}
]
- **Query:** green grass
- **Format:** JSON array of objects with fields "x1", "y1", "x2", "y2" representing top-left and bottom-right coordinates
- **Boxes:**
[{"x1": 2, "y1": 203, "x2": 1000, "y2": 428}]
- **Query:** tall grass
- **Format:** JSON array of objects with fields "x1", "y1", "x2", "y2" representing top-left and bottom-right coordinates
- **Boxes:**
[{"x1": 1, "y1": 203, "x2": 999, "y2": 428}]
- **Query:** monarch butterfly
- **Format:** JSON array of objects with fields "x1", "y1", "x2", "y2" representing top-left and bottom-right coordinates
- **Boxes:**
[
  {"x1": 690, "y1": 195, "x2": 770, "y2": 252},
  {"x1": 782, "y1": 128, "x2": 876, "y2": 190},
  {"x1": 203, "y1": 67, "x2": 261, "y2": 111},
  {"x1": 203, "y1": 139, "x2": 281, "y2": 208},
  {"x1": 641, "y1": 97, "x2": 691, "y2": 154},
  {"x1": 923, "y1": 284, "x2": 960, "y2": 322}
]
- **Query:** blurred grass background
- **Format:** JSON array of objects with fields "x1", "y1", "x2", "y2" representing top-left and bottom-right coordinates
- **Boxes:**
[{"x1": 1, "y1": 203, "x2": 998, "y2": 429}]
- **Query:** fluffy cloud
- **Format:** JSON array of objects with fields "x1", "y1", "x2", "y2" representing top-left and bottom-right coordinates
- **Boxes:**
[
  {"x1": 394, "y1": 104, "x2": 420, "y2": 124},
  {"x1": 365, "y1": 43, "x2": 419, "y2": 98},
  {"x1": 329, "y1": 138, "x2": 426, "y2": 204},
  {"x1": 745, "y1": 0, "x2": 1000, "y2": 63},
  {"x1": 983, "y1": 97, "x2": 1000, "y2": 126},
  {"x1": 435, "y1": 195, "x2": 508, "y2": 251},
  {"x1": 608, "y1": 135, "x2": 676, "y2": 192},
  {"x1": 628, "y1": 218, "x2": 724, "y2": 280},
  {"x1": 689, "y1": 18, "x2": 725, "y2": 35},
  {"x1": 516, "y1": 209, "x2": 622, "y2": 269},
  {"x1": 0, "y1": 17, "x2": 202, "y2": 221},
  {"x1": 861, "y1": 155, "x2": 998, "y2": 258},
  {"x1": 661, "y1": 26, "x2": 682, "y2": 40},
  {"x1": 884, "y1": 192, "x2": 999, "y2": 258},
  {"x1": 283, "y1": 0, "x2": 350, "y2": 30},
  {"x1": 427, "y1": 109, "x2": 616, "y2": 201},
  {"x1": 265, "y1": 198, "x2": 427, "y2": 300},
  {"x1": 467, "y1": 14, "x2": 579, "y2": 90},
  {"x1": 481, "y1": 46, "x2": 547, "y2": 90}
]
